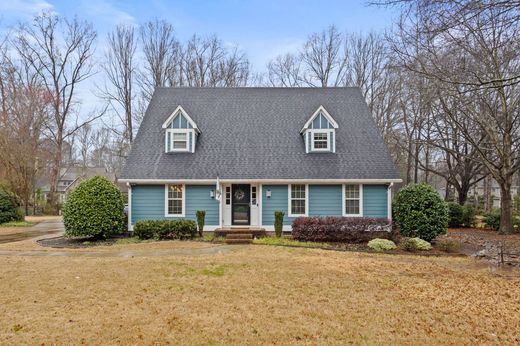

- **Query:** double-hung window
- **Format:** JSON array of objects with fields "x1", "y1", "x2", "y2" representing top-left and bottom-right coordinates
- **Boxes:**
[
  {"x1": 312, "y1": 132, "x2": 329, "y2": 150},
  {"x1": 344, "y1": 184, "x2": 362, "y2": 216},
  {"x1": 166, "y1": 184, "x2": 184, "y2": 216},
  {"x1": 171, "y1": 131, "x2": 188, "y2": 151},
  {"x1": 289, "y1": 184, "x2": 307, "y2": 216}
]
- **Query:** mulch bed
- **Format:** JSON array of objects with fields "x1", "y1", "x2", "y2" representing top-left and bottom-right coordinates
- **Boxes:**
[{"x1": 37, "y1": 236, "x2": 119, "y2": 249}]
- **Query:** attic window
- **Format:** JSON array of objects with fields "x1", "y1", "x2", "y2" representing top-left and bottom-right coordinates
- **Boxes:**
[
  {"x1": 312, "y1": 132, "x2": 329, "y2": 150},
  {"x1": 301, "y1": 106, "x2": 338, "y2": 154},
  {"x1": 162, "y1": 105, "x2": 199, "y2": 154}
]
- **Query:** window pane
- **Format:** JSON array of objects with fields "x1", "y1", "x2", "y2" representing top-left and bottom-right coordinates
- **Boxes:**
[
  {"x1": 173, "y1": 141, "x2": 187, "y2": 149},
  {"x1": 345, "y1": 185, "x2": 360, "y2": 199},
  {"x1": 168, "y1": 199, "x2": 182, "y2": 215},
  {"x1": 313, "y1": 133, "x2": 328, "y2": 149},
  {"x1": 345, "y1": 200, "x2": 360, "y2": 215},
  {"x1": 291, "y1": 199, "x2": 305, "y2": 214},
  {"x1": 169, "y1": 185, "x2": 182, "y2": 199},
  {"x1": 172, "y1": 133, "x2": 186, "y2": 140}
]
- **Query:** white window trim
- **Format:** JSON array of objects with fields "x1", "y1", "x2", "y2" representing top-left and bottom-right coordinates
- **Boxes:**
[
  {"x1": 310, "y1": 129, "x2": 330, "y2": 152},
  {"x1": 300, "y1": 105, "x2": 339, "y2": 133},
  {"x1": 164, "y1": 184, "x2": 186, "y2": 217},
  {"x1": 162, "y1": 105, "x2": 200, "y2": 132},
  {"x1": 342, "y1": 184, "x2": 363, "y2": 217},
  {"x1": 288, "y1": 184, "x2": 309, "y2": 217},
  {"x1": 166, "y1": 128, "x2": 194, "y2": 153}
]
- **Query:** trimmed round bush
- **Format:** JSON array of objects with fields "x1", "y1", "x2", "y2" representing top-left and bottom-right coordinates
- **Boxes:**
[
  {"x1": 484, "y1": 209, "x2": 500, "y2": 231},
  {"x1": 447, "y1": 202, "x2": 463, "y2": 227},
  {"x1": 63, "y1": 176, "x2": 125, "y2": 239},
  {"x1": 393, "y1": 183, "x2": 449, "y2": 241},
  {"x1": 401, "y1": 237, "x2": 432, "y2": 251},
  {"x1": 461, "y1": 204, "x2": 477, "y2": 227},
  {"x1": 367, "y1": 238, "x2": 396, "y2": 251},
  {"x1": 0, "y1": 185, "x2": 23, "y2": 224},
  {"x1": 435, "y1": 239, "x2": 460, "y2": 253}
]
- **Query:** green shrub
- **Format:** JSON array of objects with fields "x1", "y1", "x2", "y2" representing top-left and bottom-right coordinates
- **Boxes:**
[
  {"x1": 393, "y1": 183, "x2": 449, "y2": 241},
  {"x1": 62, "y1": 176, "x2": 124, "y2": 239},
  {"x1": 447, "y1": 202, "x2": 463, "y2": 227},
  {"x1": 196, "y1": 210, "x2": 206, "y2": 237},
  {"x1": 461, "y1": 204, "x2": 477, "y2": 227},
  {"x1": 484, "y1": 209, "x2": 500, "y2": 231},
  {"x1": 367, "y1": 238, "x2": 396, "y2": 251},
  {"x1": 0, "y1": 185, "x2": 23, "y2": 224},
  {"x1": 133, "y1": 219, "x2": 197, "y2": 240},
  {"x1": 274, "y1": 210, "x2": 284, "y2": 238},
  {"x1": 400, "y1": 237, "x2": 432, "y2": 251},
  {"x1": 435, "y1": 239, "x2": 460, "y2": 253}
]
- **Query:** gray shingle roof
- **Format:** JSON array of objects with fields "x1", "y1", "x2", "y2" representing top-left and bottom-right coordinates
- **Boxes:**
[{"x1": 121, "y1": 87, "x2": 399, "y2": 180}]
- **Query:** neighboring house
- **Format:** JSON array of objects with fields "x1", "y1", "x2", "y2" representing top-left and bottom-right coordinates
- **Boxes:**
[
  {"x1": 38, "y1": 166, "x2": 117, "y2": 203},
  {"x1": 120, "y1": 88, "x2": 401, "y2": 231}
]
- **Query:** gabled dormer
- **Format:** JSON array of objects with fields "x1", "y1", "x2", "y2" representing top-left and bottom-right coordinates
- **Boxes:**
[
  {"x1": 162, "y1": 105, "x2": 200, "y2": 153},
  {"x1": 301, "y1": 106, "x2": 338, "y2": 153}
]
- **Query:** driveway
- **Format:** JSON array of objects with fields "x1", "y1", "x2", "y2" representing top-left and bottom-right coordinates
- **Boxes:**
[{"x1": 0, "y1": 219, "x2": 63, "y2": 244}]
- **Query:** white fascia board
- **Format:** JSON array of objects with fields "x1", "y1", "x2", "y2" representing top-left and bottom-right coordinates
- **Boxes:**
[
  {"x1": 161, "y1": 105, "x2": 200, "y2": 133},
  {"x1": 300, "y1": 105, "x2": 339, "y2": 133},
  {"x1": 120, "y1": 178, "x2": 403, "y2": 184}
]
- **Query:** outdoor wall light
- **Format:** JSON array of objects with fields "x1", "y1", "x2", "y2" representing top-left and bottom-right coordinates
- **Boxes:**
[
  {"x1": 210, "y1": 190, "x2": 215, "y2": 198},
  {"x1": 266, "y1": 189, "x2": 271, "y2": 198}
]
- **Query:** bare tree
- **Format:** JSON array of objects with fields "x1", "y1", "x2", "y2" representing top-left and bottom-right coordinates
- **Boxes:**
[
  {"x1": 14, "y1": 12, "x2": 98, "y2": 211},
  {"x1": 0, "y1": 40, "x2": 52, "y2": 214},
  {"x1": 267, "y1": 53, "x2": 302, "y2": 87},
  {"x1": 100, "y1": 24, "x2": 137, "y2": 145},
  {"x1": 138, "y1": 19, "x2": 180, "y2": 101},
  {"x1": 384, "y1": 0, "x2": 520, "y2": 232}
]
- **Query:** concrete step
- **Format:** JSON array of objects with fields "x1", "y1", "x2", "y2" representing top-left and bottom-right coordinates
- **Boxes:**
[{"x1": 226, "y1": 233, "x2": 253, "y2": 240}]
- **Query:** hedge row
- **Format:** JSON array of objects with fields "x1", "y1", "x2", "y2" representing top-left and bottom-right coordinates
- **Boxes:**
[
  {"x1": 291, "y1": 216, "x2": 392, "y2": 243},
  {"x1": 133, "y1": 219, "x2": 197, "y2": 240}
]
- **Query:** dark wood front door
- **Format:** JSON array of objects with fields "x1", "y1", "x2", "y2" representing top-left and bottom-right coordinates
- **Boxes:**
[{"x1": 232, "y1": 184, "x2": 250, "y2": 225}]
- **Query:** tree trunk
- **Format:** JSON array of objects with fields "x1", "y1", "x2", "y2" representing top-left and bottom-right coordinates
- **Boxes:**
[
  {"x1": 457, "y1": 182, "x2": 470, "y2": 205},
  {"x1": 48, "y1": 135, "x2": 63, "y2": 215},
  {"x1": 499, "y1": 181, "x2": 513, "y2": 234}
]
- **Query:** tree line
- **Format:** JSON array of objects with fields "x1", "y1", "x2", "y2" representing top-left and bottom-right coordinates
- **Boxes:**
[{"x1": 0, "y1": 0, "x2": 518, "y2": 233}]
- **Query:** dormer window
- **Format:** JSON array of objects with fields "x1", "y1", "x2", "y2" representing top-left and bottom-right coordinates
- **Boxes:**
[
  {"x1": 301, "y1": 106, "x2": 338, "y2": 153},
  {"x1": 162, "y1": 105, "x2": 200, "y2": 153},
  {"x1": 312, "y1": 131, "x2": 329, "y2": 151}
]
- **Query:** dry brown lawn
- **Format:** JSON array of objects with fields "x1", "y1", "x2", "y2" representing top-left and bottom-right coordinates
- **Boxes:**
[{"x1": 0, "y1": 243, "x2": 519, "y2": 345}]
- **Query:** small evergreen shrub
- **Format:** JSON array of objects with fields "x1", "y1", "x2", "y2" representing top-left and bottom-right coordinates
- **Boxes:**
[
  {"x1": 62, "y1": 176, "x2": 124, "y2": 239},
  {"x1": 367, "y1": 238, "x2": 396, "y2": 251},
  {"x1": 400, "y1": 237, "x2": 432, "y2": 251},
  {"x1": 274, "y1": 210, "x2": 284, "y2": 238},
  {"x1": 484, "y1": 209, "x2": 500, "y2": 231},
  {"x1": 461, "y1": 204, "x2": 477, "y2": 227},
  {"x1": 0, "y1": 185, "x2": 23, "y2": 224},
  {"x1": 393, "y1": 183, "x2": 449, "y2": 241},
  {"x1": 133, "y1": 219, "x2": 197, "y2": 240},
  {"x1": 435, "y1": 239, "x2": 460, "y2": 253},
  {"x1": 196, "y1": 210, "x2": 206, "y2": 237},
  {"x1": 447, "y1": 202, "x2": 463, "y2": 227},
  {"x1": 292, "y1": 216, "x2": 391, "y2": 242}
]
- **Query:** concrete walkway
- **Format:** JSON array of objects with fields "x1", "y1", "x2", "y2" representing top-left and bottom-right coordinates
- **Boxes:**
[{"x1": 0, "y1": 219, "x2": 63, "y2": 244}]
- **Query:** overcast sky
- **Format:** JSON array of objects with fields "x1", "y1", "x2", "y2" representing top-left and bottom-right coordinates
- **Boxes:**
[{"x1": 0, "y1": 0, "x2": 397, "y2": 117}]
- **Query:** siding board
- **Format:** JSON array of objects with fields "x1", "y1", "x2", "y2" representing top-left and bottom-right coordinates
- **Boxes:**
[{"x1": 363, "y1": 185, "x2": 388, "y2": 218}]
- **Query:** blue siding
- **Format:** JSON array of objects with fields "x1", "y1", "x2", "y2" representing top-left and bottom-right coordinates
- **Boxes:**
[
  {"x1": 262, "y1": 185, "x2": 295, "y2": 225},
  {"x1": 131, "y1": 185, "x2": 219, "y2": 225},
  {"x1": 363, "y1": 185, "x2": 388, "y2": 218},
  {"x1": 309, "y1": 185, "x2": 342, "y2": 216}
]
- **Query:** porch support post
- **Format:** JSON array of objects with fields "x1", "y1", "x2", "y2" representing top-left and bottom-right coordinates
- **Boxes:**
[
  {"x1": 259, "y1": 184, "x2": 263, "y2": 227},
  {"x1": 387, "y1": 182, "x2": 393, "y2": 221},
  {"x1": 127, "y1": 182, "x2": 132, "y2": 231}
]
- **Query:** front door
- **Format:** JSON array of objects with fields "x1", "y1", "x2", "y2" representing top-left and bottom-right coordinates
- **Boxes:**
[{"x1": 232, "y1": 184, "x2": 250, "y2": 225}]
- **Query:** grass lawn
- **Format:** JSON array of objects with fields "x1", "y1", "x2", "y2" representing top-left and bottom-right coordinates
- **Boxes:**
[{"x1": 0, "y1": 243, "x2": 519, "y2": 344}]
